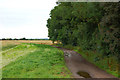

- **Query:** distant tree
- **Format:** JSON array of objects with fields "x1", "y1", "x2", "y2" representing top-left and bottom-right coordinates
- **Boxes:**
[
  {"x1": 9, "y1": 38, "x2": 12, "y2": 40},
  {"x1": 2, "y1": 38, "x2": 6, "y2": 40},
  {"x1": 14, "y1": 38, "x2": 18, "y2": 40},
  {"x1": 20, "y1": 37, "x2": 26, "y2": 40}
]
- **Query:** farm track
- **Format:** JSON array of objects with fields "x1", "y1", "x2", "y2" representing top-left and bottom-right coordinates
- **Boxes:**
[{"x1": 52, "y1": 46, "x2": 119, "y2": 80}]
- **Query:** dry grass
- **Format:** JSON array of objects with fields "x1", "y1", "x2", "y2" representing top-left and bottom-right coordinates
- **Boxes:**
[{"x1": 0, "y1": 40, "x2": 53, "y2": 47}]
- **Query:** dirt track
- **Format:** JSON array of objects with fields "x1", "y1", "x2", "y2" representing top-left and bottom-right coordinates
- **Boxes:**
[{"x1": 53, "y1": 46, "x2": 119, "y2": 80}]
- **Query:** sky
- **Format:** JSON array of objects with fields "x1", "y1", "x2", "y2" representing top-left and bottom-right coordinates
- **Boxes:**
[{"x1": 0, "y1": 0, "x2": 57, "y2": 39}]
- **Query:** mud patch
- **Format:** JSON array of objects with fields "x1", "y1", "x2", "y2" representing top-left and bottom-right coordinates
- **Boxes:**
[{"x1": 77, "y1": 71, "x2": 91, "y2": 78}]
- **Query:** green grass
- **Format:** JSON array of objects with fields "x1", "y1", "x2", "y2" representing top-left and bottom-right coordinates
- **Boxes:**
[
  {"x1": 2, "y1": 44, "x2": 17, "y2": 51},
  {"x1": 2, "y1": 43, "x2": 72, "y2": 78}
]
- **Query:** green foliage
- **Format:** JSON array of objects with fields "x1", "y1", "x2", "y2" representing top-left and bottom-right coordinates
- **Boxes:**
[
  {"x1": 47, "y1": 2, "x2": 120, "y2": 58},
  {"x1": 97, "y1": 3, "x2": 120, "y2": 60}
]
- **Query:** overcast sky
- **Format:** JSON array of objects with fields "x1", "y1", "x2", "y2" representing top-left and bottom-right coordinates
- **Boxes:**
[{"x1": 0, "y1": 0, "x2": 57, "y2": 39}]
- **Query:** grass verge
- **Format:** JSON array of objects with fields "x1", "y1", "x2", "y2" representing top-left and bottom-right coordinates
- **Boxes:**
[{"x1": 2, "y1": 43, "x2": 72, "y2": 78}]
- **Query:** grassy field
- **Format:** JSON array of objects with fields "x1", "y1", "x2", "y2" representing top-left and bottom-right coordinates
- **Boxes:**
[{"x1": 0, "y1": 40, "x2": 72, "y2": 78}]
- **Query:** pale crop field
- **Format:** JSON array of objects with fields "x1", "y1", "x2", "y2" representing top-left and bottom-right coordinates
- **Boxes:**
[{"x1": 1, "y1": 40, "x2": 53, "y2": 47}]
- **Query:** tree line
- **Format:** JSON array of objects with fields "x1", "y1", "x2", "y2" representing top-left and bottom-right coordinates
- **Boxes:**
[
  {"x1": 0, "y1": 38, "x2": 48, "y2": 40},
  {"x1": 47, "y1": 2, "x2": 120, "y2": 59}
]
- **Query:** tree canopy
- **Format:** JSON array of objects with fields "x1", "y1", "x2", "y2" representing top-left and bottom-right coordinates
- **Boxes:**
[{"x1": 47, "y1": 2, "x2": 120, "y2": 59}]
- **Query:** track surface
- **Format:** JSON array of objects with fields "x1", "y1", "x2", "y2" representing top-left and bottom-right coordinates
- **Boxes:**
[{"x1": 53, "y1": 46, "x2": 119, "y2": 80}]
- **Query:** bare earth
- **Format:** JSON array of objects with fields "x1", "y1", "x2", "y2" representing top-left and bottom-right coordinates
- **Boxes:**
[{"x1": 53, "y1": 46, "x2": 119, "y2": 80}]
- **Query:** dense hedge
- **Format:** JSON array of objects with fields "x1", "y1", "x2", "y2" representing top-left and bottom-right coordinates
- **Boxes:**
[{"x1": 47, "y1": 2, "x2": 120, "y2": 60}]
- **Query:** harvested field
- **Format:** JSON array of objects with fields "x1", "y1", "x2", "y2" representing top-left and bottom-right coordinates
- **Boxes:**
[{"x1": 1, "y1": 40, "x2": 53, "y2": 47}]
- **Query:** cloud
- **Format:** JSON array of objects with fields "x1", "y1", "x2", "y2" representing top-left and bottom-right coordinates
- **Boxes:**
[
  {"x1": 0, "y1": 0, "x2": 57, "y2": 39},
  {"x1": 0, "y1": 23, "x2": 48, "y2": 39},
  {"x1": 0, "y1": 0, "x2": 57, "y2": 10}
]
